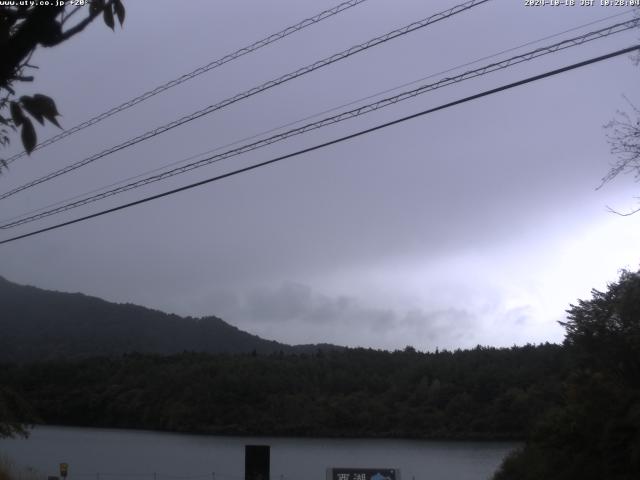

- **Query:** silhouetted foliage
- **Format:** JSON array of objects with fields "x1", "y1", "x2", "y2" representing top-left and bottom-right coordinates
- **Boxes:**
[
  {"x1": 0, "y1": 387, "x2": 37, "y2": 438},
  {"x1": 601, "y1": 12, "x2": 640, "y2": 214},
  {"x1": 0, "y1": 1, "x2": 124, "y2": 162},
  {"x1": 0, "y1": 275, "x2": 575, "y2": 440},
  {"x1": 0, "y1": 344, "x2": 569, "y2": 440},
  {"x1": 493, "y1": 270, "x2": 640, "y2": 480},
  {"x1": 602, "y1": 100, "x2": 640, "y2": 216}
]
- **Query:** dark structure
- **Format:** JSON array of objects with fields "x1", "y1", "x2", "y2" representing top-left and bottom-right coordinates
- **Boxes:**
[{"x1": 245, "y1": 445, "x2": 270, "y2": 480}]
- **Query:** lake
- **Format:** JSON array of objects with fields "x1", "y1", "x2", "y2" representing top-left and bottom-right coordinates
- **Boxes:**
[{"x1": 0, "y1": 426, "x2": 517, "y2": 480}]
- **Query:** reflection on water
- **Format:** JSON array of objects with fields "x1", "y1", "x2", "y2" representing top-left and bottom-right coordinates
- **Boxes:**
[{"x1": 0, "y1": 426, "x2": 517, "y2": 480}]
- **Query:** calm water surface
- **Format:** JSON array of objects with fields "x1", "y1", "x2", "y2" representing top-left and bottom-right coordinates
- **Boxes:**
[{"x1": 0, "y1": 426, "x2": 517, "y2": 480}]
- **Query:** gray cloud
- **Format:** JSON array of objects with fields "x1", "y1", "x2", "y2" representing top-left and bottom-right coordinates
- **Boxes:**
[
  {"x1": 246, "y1": 282, "x2": 313, "y2": 322},
  {"x1": 238, "y1": 281, "x2": 389, "y2": 327},
  {"x1": 1, "y1": 0, "x2": 639, "y2": 351},
  {"x1": 503, "y1": 305, "x2": 534, "y2": 327},
  {"x1": 400, "y1": 308, "x2": 475, "y2": 342},
  {"x1": 202, "y1": 281, "x2": 484, "y2": 350}
]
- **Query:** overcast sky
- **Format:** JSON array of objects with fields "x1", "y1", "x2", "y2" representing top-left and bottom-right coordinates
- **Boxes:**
[{"x1": 1, "y1": 0, "x2": 639, "y2": 351}]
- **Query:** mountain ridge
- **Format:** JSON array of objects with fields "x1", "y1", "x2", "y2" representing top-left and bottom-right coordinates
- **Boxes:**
[{"x1": 0, "y1": 275, "x2": 341, "y2": 362}]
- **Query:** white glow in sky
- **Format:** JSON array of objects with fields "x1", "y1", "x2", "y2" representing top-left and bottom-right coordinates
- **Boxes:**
[{"x1": 0, "y1": 0, "x2": 639, "y2": 350}]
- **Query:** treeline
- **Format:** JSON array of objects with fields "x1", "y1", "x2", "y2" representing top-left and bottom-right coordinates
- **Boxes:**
[
  {"x1": 0, "y1": 343, "x2": 569, "y2": 439},
  {"x1": 493, "y1": 270, "x2": 640, "y2": 479}
]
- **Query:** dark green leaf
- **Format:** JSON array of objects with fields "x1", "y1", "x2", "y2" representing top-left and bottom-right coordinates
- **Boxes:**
[
  {"x1": 31, "y1": 94, "x2": 61, "y2": 128},
  {"x1": 114, "y1": 0, "x2": 125, "y2": 26},
  {"x1": 103, "y1": 5, "x2": 115, "y2": 30},
  {"x1": 10, "y1": 102, "x2": 25, "y2": 126},
  {"x1": 20, "y1": 96, "x2": 45, "y2": 125},
  {"x1": 21, "y1": 117, "x2": 36, "y2": 154},
  {"x1": 32, "y1": 94, "x2": 60, "y2": 116}
]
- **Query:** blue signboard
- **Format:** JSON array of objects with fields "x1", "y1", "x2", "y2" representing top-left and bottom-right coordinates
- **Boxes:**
[{"x1": 329, "y1": 468, "x2": 398, "y2": 480}]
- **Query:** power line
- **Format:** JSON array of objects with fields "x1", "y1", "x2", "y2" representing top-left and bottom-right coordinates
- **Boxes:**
[
  {"x1": 4, "y1": 8, "x2": 633, "y2": 227},
  {"x1": 2, "y1": 18, "x2": 637, "y2": 230},
  {"x1": 3, "y1": 18, "x2": 636, "y2": 228},
  {"x1": 3, "y1": 0, "x2": 370, "y2": 164},
  {"x1": 0, "y1": 0, "x2": 491, "y2": 201},
  {"x1": 1, "y1": 44, "x2": 637, "y2": 246}
]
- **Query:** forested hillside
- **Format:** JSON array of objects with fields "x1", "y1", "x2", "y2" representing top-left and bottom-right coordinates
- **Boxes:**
[
  {"x1": 0, "y1": 276, "x2": 336, "y2": 361},
  {"x1": 3, "y1": 270, "x2": 638, "y2": 479},
  {"x1": 0, "y1": 344, "x2": 568, "y2": 439},
  {"x1": 493, "y1": 270, "x2": 640, "y2": 479}
]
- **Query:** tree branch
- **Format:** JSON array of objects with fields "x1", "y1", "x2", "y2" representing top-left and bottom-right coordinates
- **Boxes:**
[
  {"x1": 0, "y1": 6, "x2": 63, "y2": 84},
  {"x1": 606, "y1": 203, "x2": 640, "y2": 217},
  {"x1": 58, "y1": 2, "x2": 112, "y2": 43},
  {"x1": 60, "y1": 5, "x2": 83, "y2": 26}
]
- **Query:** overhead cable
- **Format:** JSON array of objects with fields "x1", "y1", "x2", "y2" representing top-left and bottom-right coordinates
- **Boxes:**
[
  {"x1": 1, "y1": 44, "x2": 637, "y2": 246},
  {"x1": 3, "y1": 0, "x2": 371, "y2": 164},
  {"x1": 1, "y1": 19, "x2": 637, "y2": 230},
  {"x1": 4, "y1": 8, "x2": 632, "y2": 226},
  {"x1": 0, "y1": 0, "x2": 491, "y2": 201}
]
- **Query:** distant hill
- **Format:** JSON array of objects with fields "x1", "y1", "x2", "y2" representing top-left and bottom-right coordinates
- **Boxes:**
[{"x1": 0, "y1": 276, "x2": 339, "y2": 362}]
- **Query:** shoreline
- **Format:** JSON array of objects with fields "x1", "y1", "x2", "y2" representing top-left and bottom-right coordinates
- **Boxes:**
[{"x1": 13, "y1": 423, "x2": 526, "y2": 443}]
